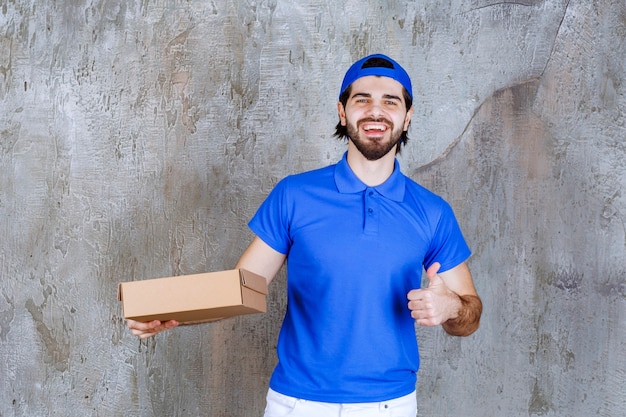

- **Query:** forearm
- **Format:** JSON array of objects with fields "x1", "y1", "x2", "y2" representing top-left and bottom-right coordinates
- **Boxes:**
[{"x1": 442, "y1": 294, "x2": 482, "y2": 336}]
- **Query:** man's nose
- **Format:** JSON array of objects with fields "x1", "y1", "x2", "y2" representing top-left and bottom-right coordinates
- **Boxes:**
[{"x1": 366, "y1": 102, "x2": 384, "y2": 118}]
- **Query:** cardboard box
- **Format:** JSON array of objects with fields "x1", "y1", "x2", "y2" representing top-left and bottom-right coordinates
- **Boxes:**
[{"x1": 118, "y1": 269, "x2": 268, "y2": 325}]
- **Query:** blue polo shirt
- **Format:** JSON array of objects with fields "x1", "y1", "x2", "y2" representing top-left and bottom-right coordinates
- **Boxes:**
[{"x1": 249, "y1": 152, "x2": 471, "y2": 403}]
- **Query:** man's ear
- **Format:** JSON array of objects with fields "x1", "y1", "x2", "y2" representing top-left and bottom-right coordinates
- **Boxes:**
[
  {"x1": 403, "y1": 106, "x2": 414, "y2": 131},
  {"x1": 337, "y1": 102, "x2": 347, "y2": 126}
]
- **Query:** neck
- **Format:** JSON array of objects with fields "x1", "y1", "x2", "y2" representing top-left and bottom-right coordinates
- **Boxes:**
[{"x1": 346, "y1": 144, "x2": 396, "y2": 186}]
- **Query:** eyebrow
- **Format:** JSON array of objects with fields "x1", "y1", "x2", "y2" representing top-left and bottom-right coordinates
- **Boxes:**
[
  {"x1": 351, "y1": 92, "x2": 402, "y2": 101},
  {"x1": 383, "y1": 93, "x2": 402, "y2": 101}
]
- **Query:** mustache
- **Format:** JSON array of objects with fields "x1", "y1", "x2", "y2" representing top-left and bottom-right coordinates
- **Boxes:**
[{"x1": 357, "y1": 117, "x2": 394, "y2": 128}]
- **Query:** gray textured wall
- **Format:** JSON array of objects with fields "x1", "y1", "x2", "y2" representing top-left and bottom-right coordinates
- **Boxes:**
[{"x1": 1, "y1": 0, "x2": 624, "y2": 416}]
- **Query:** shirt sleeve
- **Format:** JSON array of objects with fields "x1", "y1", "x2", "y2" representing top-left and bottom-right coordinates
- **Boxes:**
[
  {"x1": 248, "y1": 177, "x2": 292, "y2": 255},
  {"x1": 423, "y1": 201, "x2": 471, "y2": 273}
]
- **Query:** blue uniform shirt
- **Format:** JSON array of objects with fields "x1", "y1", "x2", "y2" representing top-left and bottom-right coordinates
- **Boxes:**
[{"x1": 249, "y1": 152, "x2": 471, "y2": 403}]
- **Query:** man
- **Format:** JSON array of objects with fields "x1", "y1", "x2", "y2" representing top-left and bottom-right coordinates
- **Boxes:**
[{"x1": 128, "y1": 54, "x2": 482, "y2": 416}]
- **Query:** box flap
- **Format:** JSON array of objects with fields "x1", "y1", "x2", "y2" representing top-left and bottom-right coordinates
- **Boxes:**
[{"x1": 239, "y1": 269, "x2": 268, "y2": 295}]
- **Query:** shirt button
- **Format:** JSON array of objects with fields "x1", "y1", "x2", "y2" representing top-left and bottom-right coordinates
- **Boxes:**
[
  {"x1": 368, "y1": 208, "x2": 373, "y2": 214},
  {"x1": 369, "y1": 191, "x2": 374, "y2": 196}
]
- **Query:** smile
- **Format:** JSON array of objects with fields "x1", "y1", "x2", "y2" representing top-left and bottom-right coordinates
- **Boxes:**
[{"x1": 361, "y1": 123, "x2": 388, "y2": 132}]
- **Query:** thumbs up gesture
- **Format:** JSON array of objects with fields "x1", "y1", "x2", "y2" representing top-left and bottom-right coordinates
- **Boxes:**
[{"x1": 407, "y1": 262, "x2": 462, "y2": 327}]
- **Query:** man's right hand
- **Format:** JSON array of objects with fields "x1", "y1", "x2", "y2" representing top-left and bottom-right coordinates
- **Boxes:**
[{"x1": 126, "y1": 319, "x2": 179, "y2": 339}]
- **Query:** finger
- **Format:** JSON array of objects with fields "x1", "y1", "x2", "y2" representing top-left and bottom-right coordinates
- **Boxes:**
[
  {"x1": 163, "y1": 320, "x2": 179, "y2": 330},
  {"x1": 414, "y1": 317, "x2": 440, "y2": 327},
  {"x1": 411, "y1": 301, "x2": 445, "y2": 325},
  {"x1": 407, "y1": 288, "x2": 434, "y2": 303},
  {"x1": 425, "y1": 262, "x2": 445, "y2": 288},
  {"x1": 127, "y1": 319, "x2": 179, "y2": 339},
  {"x1": 426, "y1": 262, "x2": 441, "y2": 280},
  {"x1": 133, "y1": 328, "x2": 157, "y2": 339},
  {"x1": 410, "y1": 303, "x2": 435, "y2": 319},
  {"x1": 407, "y1": 289, "x2": 421, "y2": 301},
  {"x1": 127, "y1": 319, "x2": 161, "y2": 331},
  {"x1": 408, "y1": 297, "x2": 434, "y2": 312}
]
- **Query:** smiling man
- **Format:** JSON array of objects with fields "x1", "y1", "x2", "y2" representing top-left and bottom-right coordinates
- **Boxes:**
[
  {"x1": 127, "y1": 54, "x2": 482, "y2": 417},
  {"x1": 336, "y1": 55, "x2": 414, "y2": 164}
]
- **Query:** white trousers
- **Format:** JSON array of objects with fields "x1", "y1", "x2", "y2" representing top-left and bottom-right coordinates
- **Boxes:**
[{"x1": 263, "y1": 388, "x2": 417, "y2": 417}]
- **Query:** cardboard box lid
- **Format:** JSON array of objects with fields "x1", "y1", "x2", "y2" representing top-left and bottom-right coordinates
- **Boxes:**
[{"x1": 118, "y1": 268, "x2": 268, "y2": 323}]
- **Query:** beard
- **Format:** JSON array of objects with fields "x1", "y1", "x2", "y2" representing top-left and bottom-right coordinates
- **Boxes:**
[{"x1": 346, "y1": 117, "x2": 404, "y2": 161}]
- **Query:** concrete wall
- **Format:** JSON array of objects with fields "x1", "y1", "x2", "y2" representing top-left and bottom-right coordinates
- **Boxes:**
[{"x1": 1, "y1": 0, "x2": 624, "y2": 416}]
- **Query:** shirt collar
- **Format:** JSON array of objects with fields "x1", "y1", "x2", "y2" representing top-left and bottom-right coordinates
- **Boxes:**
[{"x1": 334, "y1": 152, "x2": 406, "y2": 202}]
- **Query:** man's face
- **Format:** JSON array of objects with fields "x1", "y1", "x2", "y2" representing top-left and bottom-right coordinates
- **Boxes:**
[{"x1": 338, "y1": 75, "x2": 413, "y2": 161}]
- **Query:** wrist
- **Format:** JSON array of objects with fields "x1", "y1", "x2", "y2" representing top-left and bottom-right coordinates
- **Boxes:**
[
  {"x1": 445, "y1": 291, "x2": 463, "y2": 322},
  {"x1": 442, "y1": 294, "x2": 483, "y2": 337}
]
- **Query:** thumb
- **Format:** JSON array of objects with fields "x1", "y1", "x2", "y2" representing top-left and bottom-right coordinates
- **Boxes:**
[{"x1": 425, "y1": 262, "x2": 442, "y2": 287}]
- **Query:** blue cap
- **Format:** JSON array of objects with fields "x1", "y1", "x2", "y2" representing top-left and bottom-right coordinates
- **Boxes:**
[{"x1": 339, "y1": 54, "x2": 413, "y2": 100}]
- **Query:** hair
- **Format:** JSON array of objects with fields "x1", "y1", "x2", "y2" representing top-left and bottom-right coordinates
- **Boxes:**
[{"x1": 334, "y1": 57, "x2": 413, "y2": 153}]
